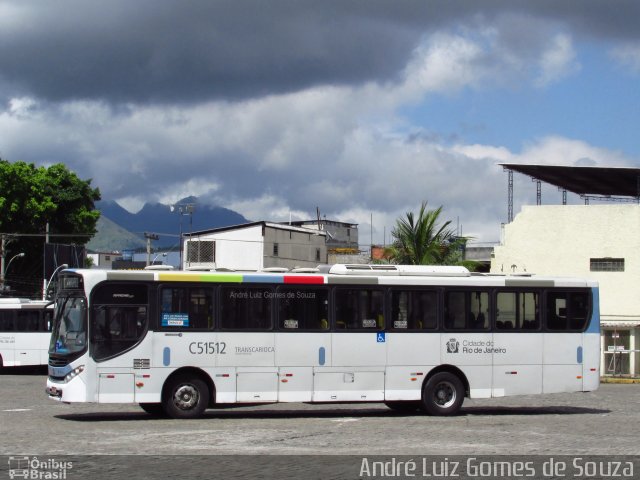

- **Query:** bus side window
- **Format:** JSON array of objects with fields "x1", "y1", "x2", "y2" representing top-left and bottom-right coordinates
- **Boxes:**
[
  {"x1": 277, "y1": 287, "x2": 328, "y2": 331},
  {"x1": 220, "y1": 287, "x2": 272, "y2": 330},
  {"x1": 546, "y1": 293, "x2": 567, "y2": 330},
  {"x1": 43, "y1": 311, "x2": 53, "y2": 332},
  {"x1": 445, "y1": 291, "x2": 489, "y2": 331},
  {"x1": 0, "y1": 311, "x2": 14, "y2": 331},
  {"x1": 16, "y1": 311, "x2": 37, "y2": 331},
  {"x1": 91, "y1": 305, "x2": 146, "y2": 361},
  {"x1": 444, "y1": 291, "x2": 465, "y2": 329},
  {"x1": 391, "y1": 290, "x2": 438, "y2": 330},
  {"x1": 544, "y1": 290, "x2": 591, "y2": 331},
  {"x1": 496, "y1": 291, "x2": 540, "y2": 331},
  {"x1": 160, "y1": 286, "x2": 214, "y2": 330},
  {"x1": 569, "y1": 292, "x2": 589, "y2": 330},
  {"x1": 334, "y1": 288, "x2": 383, "y2": 330}
]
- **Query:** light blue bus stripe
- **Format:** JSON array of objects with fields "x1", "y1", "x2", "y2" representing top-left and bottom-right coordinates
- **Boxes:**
[
  {"x1": 586, "y1": 287, "x2": 600, "y2": 334},
  {"x1": 243, "y1": 275, "x2": 284, "y2": 283}
]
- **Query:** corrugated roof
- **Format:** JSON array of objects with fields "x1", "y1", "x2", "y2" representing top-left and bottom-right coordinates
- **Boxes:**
[
  {"x1": 500, "y1": 164, "x2": 640, "y2": 197},
  {"x1": 188, "y1": 221, "x2": 326, "y2": 237}
]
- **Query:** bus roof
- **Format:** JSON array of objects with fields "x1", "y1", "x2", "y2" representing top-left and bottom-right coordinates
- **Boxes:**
[
  {"x1": 0, "y1": 297, "x2": 50, "y2": 307},
  {"x1": 328, "y1": 264, "x2": 470, "y2": 276},
  {"x1": 61, "y1": 265, "x2": 598, "y2": 289}
]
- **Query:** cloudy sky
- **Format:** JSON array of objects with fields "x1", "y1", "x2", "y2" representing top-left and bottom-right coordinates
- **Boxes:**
[{"x1": 1, "y1": 1, "x2": 639, "y2": 245}]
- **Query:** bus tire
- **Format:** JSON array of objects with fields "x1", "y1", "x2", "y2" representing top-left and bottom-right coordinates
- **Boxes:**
[
  {"x1": 421, "y1": 372, "x2": 464, "y2": 416},
  {"x1": 162, "y1": 376, "x2": 209, "y2": 419},
  {"x1": 139, "y1": 403, "x2": 166, "y2": 416},
  {"x1": 385, "y1": 401, "x2": 421, "y2": 413}
]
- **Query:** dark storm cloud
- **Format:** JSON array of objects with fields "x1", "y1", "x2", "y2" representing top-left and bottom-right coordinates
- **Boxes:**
[
  {"x1": 1, "y1": 0, "x2": 639, "y2": 106},
  {"x1": 0, "y1": 1, "x2": 424, "y2": 104}
]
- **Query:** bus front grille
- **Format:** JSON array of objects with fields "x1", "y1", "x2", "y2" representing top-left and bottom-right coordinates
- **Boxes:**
[{"x1": 48, "y1": 356, "x2": 67, "y2": 367}]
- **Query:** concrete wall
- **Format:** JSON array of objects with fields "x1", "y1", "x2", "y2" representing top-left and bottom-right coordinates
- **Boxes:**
[
  {"x1": 291, "y1": 220, "x2": 358, "y2": 249},
  {"x1": 185, "y1": 225, "x2": 264, "y2": 270},
  {"x1": 328, "y1": 253, "x2": 370, "y2": 265},
  {"x1": 263, "y1": 227, "x2": 327, "y2": 269}
]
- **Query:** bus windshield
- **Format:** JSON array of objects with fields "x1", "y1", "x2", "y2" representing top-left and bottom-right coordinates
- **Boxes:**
[{"x1": 49, "y1": 296, "x2": 87, "y2": 356}]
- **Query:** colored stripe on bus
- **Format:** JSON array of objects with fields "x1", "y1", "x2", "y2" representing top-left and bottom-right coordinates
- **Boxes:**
[
  {"x1": 107, "y1": 271, "x2": 155, "y2": 281},
  {"x1": 327, "y1": 276, "x2": 379, "y2": 285},
  {"x1": 284, "y1": 275, "x2": 325, "y2": 284},
  {"x1": 200, "y1": 273, "x2": 244, "y2": 283},
  {"x1": 158, "y1": 273, "x2": 243, "y2": 283},
  {"x1": 243, "y1": 275, "x2": 284, "y2": 284}
]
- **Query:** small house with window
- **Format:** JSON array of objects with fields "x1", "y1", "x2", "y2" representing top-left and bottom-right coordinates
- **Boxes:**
[{"x1": 182, "y1": 221, "x2": 327, "y2": 271}]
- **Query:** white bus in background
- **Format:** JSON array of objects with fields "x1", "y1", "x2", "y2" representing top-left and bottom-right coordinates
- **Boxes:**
[
  {"x1": 0, "y1": 298, "x2": 53, "y2": 367},
  {"x1": 46, "y1": 265, "x2": 600, "y2": 418}
]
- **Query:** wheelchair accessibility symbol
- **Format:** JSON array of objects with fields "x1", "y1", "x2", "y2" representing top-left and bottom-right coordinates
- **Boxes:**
[{"x1": 377, "y1": 332, "x2": 386, "y2": 343}]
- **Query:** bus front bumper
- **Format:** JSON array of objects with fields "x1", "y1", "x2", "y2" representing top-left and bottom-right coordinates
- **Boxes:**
[{"x1": 46, "y1": 374, "x2": 87, "y2": 403}]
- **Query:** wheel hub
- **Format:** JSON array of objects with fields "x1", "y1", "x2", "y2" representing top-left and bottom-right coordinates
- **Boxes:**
[
  {"x1": 174, "y1": 385, "x2": 199, "y2": 410},
  {"x1": 434, "y1": 381, "x2": 456, "y2": 407}
]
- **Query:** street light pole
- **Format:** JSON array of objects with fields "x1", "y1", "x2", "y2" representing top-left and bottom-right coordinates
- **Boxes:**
[
  {"x1": 170, "y1": 203, "x2": 195, "y2": 270},
  {"x1": 144, "y1": 232, "x2": 159, "y2": 266},
  {"x1": 1, "y1": 252, "x2": 25, "y2": 292},
  {"x1": 43, "y1": 263, "x2": 69, "y2": 300},
  {"x1": 152, "y1": 252, "x2": 167, "y2": 265}
]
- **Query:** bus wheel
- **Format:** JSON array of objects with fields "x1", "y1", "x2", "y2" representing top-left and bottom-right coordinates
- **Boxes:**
[
  {"x1": 421, "y1": 372, "x2": 464, "y2": 416},
  {"x1": 163, "y1": 376, "x2": 209, "y2": 419},
  {"x1": 139, "y1": 403, "x2": 166, "y2": 416},
  {"x1": 385, "y1": 401, "x2": 421, "y2": 413}
]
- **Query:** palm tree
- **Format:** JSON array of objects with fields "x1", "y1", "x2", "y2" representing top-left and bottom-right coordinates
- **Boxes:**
[{"x1": 386, "y1": 202, "x2": 477, "y2": 270}]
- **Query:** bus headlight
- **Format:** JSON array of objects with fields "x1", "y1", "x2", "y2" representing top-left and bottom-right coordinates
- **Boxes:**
[{"x1": 65, "y1": 365, "x2": 85, "y2": 382}]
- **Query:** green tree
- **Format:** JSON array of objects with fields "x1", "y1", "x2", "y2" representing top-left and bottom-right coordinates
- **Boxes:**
[
  {"x1": 0, "y1": 159, "x2": 101, "y2": 295},
  {"x1": 386, "y1": 201, "x2": 477, "y2": 270}
]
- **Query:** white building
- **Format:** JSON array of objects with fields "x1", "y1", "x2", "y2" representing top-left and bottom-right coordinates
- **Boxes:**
[
  {"x1": 86, "y1": 251, "x2": 119, "y2": 269},
  {"x1": 183, "y1": 221, "x2": 327, "y2": 271},
  {"x1": 493, "y1": 201, "x2": 640, "y2": 377}
]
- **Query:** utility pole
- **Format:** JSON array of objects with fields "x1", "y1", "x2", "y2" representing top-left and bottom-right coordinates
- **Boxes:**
[
  {"x1": 0, "y1": 234, "x2": 6, "y2": 289},
  {"x1": 144, "y1": 232, "x2": 159, "y2": 266}
]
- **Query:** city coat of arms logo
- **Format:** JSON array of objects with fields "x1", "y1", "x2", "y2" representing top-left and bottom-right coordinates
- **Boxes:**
[{"x1": 446, "y1": 338, "x2": 459, "y2": 353}]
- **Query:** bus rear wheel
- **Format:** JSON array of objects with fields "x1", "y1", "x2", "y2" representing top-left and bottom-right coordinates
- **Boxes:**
[
  {"x1": 162, "y1": 376, "x2": 209, "y2": 419},
  {"x1": 421, "y1": 372, "x2": 464, "y2": 416}
]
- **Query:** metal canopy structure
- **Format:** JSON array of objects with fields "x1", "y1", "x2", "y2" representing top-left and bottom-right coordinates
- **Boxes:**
[
  {"x1": 501, "y1": 164, "x2": 640, "y2": 197},
  {"x1": 500, "y1": 163, "x2": 640, "y2": 222}
]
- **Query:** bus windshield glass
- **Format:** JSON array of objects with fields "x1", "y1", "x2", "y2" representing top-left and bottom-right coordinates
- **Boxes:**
[{"x1": 49, "y1": 296, "x2": 87, "y2": 356}]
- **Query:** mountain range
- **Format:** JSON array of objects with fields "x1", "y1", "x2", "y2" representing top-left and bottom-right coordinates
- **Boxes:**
[{"x1": 87, "y1": 197, "x2": 248, "y2": 251}]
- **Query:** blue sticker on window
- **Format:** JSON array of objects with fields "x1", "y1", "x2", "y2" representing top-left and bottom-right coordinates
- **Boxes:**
[
  {"x1": 162, "y1": 313, "x2": 189, "y2": 327},
  {"x1": 377, "y1": 332, "x2": 386, "y2": 343}
]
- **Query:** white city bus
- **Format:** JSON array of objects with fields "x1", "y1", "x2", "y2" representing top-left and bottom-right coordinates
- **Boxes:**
[
  {"x1": 46, "y1": 265, "x2": 600, "y2": 418},
  {"x1": 0, "y1": 298, "x2": 53, "y2": 367}
]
